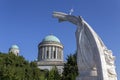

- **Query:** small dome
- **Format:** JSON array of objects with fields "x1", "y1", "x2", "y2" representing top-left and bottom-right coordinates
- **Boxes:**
[
  {"x1": 11, "y1": 45, "x2": 19, "y2": 49},
  {"x1": 42, "y1": 35, "x2": 60, "y2": 43}
]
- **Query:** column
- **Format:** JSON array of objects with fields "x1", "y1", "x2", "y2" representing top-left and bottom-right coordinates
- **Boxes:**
[
  {"x1": 44, "y1": 46, "x2": 47, "y2": 59},
  {"x1": 49, "y1": 46, "x2": 51, "y2": 59},
  {"x1": 38, "y1": 47, "x2": 40, "y2": 61},
  {"x1": 51, "y1": 46, "x2": 53, "y2": 59},
  {"x1": 61, "y1": 49, "x2": 63, "y2": 61},
  {"x1": 52, "y1": 46, "x2": 56, "y2": 59},
  {"x1": 39, "y1": 48, "x2": 42, "y2": 60},
  {"x1": 57, "y1": 47, "x2": 60, "y2": 59},
  {"x1": 56, "y1": 47, "x2": 58, "y2": 59},
  {"x1": 53, "y1": 46, "x2": 55, "y2": 59},
  {"x1": 46, "y1": 47, "x2": 49, "y2": 59},
  {"x1": 59, "y1": 48, "x2": 61, "y2": 59},
  {"x1": 42, "y1": 47, "x2": 44, "y2": 59}
]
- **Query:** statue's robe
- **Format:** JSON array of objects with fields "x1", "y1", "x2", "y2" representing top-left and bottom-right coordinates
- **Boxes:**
[{"x1": 53, "y1": 12, "x2": 117, "y2": 80}]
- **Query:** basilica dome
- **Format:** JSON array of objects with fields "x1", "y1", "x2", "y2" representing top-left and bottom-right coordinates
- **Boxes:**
[
  {"x1": 42, "y1": 35, "x2": 60, "y2": 43},
  {"x1": 9, "y1": 45, "x2": 19, "y2": 56},
  {"x1": 38, "y1": 34, "x2": 63, "y2": 62},
  {"x1": 10, "y1": 45, "x2": 19, "y2": 49},
  {"x1": 37, "y1": 34, "x2": 64, "y2": 74}
]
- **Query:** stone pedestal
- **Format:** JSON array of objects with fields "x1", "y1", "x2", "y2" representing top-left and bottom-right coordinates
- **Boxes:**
[
  {"x1": 76, "y1": 76, "x2": 98, "y2": 80},
  {"x1": 76, "y1": 70, "x2": 98, "y2": 80}
]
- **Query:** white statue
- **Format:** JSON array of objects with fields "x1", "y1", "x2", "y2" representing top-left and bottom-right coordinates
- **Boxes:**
[
  {"x1": 104, "y1": 49, "x2": 117, "y2": 79},
  {"x1": 53, "y1": 11, "x2": 117, "y2": 80}
]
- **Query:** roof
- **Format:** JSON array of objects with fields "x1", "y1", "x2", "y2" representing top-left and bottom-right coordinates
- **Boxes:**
[
  {"x1": 10, "y1": 45, "x2": 19, "y2": 49},
  {"x1": 42, "y1": 35, "x2": 60, "y2": 43}
]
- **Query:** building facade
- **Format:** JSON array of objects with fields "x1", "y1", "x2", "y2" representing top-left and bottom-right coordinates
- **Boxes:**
[{"x1": 37, "y1": 35, "x2": 64, "y2": 74}]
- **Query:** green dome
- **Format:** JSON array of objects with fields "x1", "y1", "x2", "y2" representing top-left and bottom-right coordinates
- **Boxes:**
[
  {"x1": 11, "y1": 45, "x2": 19, "y2": 49},
  {"x1": 43, "y1": 35, "x2": 60, "y2": 43}
]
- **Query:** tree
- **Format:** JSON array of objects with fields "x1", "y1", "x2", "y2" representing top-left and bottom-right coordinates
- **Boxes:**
[
  {"x1": 0, "y1": 52, "x2": 43, "y2": 80},
  {"x1": 47, "y1": 66, "x2": 61, "y2": 80},
  {"x1": 62, "y1": 53, "x2": 78, "y2": 80}
]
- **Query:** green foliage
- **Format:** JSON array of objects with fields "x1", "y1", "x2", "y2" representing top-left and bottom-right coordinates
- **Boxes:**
[
  {"x1": 47, "y1": 66, "x2": 61, "y2": 80},
  {"x1": 0, "y1": 52, "x2": 43, "y2": 80},
  {"x1": 0, "y1": 52, "x2": 79, "y2": 80},
  {"x1": 62, "y1": 53, "x2": 78, "y2": 80}
]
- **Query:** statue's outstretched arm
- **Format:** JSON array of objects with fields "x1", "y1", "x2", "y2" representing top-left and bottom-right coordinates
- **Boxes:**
[{"x1": 53, "y1": 11, "x2": 82, "y2": 25}]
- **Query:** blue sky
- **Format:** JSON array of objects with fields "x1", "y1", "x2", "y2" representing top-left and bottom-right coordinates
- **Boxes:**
[{"x1": 0, "y1": 0, "x2": 120, "y2": 78}]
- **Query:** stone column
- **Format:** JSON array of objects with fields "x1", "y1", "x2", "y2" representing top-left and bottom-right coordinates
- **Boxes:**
[
  {"x1": 53, "y1": 47, "x2": 56, "y2": 59},
  {"x1": 42, "y1": 47, "x2": 44, "y2": 59},
  {"x1": 38, "y1": 47, "x2": 40, "y2": 61},
  {"x1": 51, "y1": 46, "x2": 53, "y2": 59},
  {"x1": 44, "y1": 46, "x2": 47, "y2": 59},
  {"x1": 51, "y1": 46, "x2": 55, "y2": 59},
  {"x1": 56, "y1": 47, "x2": 58, "y2": 59},
  {"x1": 39, "y1": 48, "x2": 42, "y2": 60},
  {"x1": 61, "y1": 49, "x2": 63, "y2": 61},
  {"x1": 59, "y1": 48, "x2": 62, "y2": 59},
  {"x1": 57, "y1": 47, "x2": 59, "y2": 59},
  {"x1": 49, "y1": 46, "x2": 51, "y2": 59}
]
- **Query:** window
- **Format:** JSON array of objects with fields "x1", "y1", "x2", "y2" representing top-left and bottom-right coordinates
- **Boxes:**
[{"x1": 47, "y1": 50, "x2": 49, "y2": 59}]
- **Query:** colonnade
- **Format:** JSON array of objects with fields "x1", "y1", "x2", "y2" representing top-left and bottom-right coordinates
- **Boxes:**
[{"x1": 38, "y1": 45, "x2": 63, "y2": 61}]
